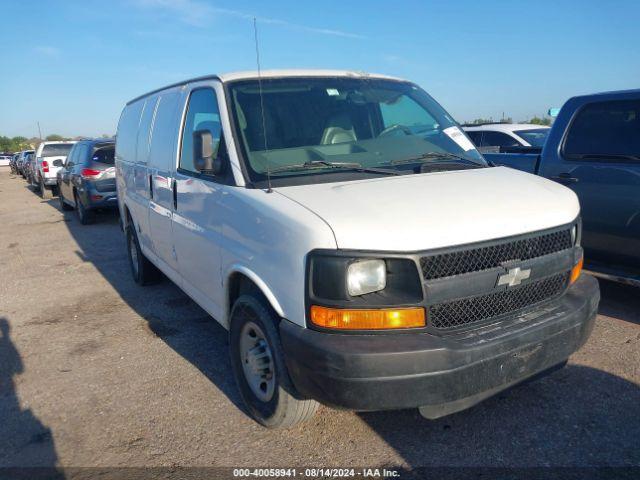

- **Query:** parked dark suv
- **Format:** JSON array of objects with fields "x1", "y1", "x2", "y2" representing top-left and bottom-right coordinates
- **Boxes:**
[{"x1": 57, "y1": 139, "x2": 117, "y2": 224}]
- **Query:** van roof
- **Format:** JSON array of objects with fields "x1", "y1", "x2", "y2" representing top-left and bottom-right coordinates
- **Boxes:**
[
  {"x1": 218, "y1": 69, "x2": 405, "y2": 83},
  {"x1": 126, "y1": 69, "x2": 407, "y2": 105}
]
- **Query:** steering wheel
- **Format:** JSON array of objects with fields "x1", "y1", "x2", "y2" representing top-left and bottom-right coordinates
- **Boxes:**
[{"x1": 378, "y1": 124, "x2": 413, "y2": 137}]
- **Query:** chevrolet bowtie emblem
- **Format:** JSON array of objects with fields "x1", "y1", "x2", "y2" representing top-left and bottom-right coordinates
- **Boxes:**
[{"x1": 497, "y1": 267, "x2": 531, "y2": 287}]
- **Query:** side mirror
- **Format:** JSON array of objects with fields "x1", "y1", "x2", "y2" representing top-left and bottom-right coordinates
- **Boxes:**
[
  {"x1": 53, "y1": 159, "x2": 64, "y2": 167},
  {"x1": 193, "y1": 129, "x2": 224, "y2": 175}
]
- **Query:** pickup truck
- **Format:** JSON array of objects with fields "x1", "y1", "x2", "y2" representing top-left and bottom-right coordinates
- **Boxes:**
[
  {"x1": 31, "y1": 141, "x2": 76, "y2": 198},
  {"x1": 484, "y1": 89, "x2": 640, "y2": 286}
]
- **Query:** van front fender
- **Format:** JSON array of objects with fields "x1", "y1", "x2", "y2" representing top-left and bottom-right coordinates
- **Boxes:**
[{"x1": 224, "y1": 265, "x2": 285, "y2": 322}]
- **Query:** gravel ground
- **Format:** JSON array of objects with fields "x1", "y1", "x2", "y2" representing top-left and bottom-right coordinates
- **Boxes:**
[{"x1": 0, "y1": 170, "x2": 638, "y2": 472}]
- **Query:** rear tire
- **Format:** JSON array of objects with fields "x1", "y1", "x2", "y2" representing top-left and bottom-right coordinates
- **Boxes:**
[
  {"x1": 126, "y1": 223, "x2": 161, "y2": 286},
  {"x1": 229, "y1": 294, "x2": 319, "y2": 428},
  {"x1": 75, "y1": 192, "x2": 95, "y2": 225},
  {"x1": 40, "y1": 178, "x2": 52, "y2": 199}
]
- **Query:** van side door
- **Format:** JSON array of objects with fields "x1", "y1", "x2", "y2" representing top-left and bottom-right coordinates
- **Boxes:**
[
  {"x1": 147, "y1": 88, "x2": 183, "y2": 281},
  {"x1": 131, "y1": 95, "x2": 160, "y2": 251},
  {"x1": 539, "y1": 97, "x2": 640, "y2": 271},
  {"x1": 172, "y1": 84, "x2": 231, "y2": 320}
]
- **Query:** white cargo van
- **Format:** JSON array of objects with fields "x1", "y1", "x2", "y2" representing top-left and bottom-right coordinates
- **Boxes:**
[{"x1": 116, "y1": 70, "x2": 599, "y2": 428}]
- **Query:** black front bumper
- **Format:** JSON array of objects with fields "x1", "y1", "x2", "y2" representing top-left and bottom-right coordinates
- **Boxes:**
[{"x1": 280, "y1": 275, "x2": 599, "y2": 416}]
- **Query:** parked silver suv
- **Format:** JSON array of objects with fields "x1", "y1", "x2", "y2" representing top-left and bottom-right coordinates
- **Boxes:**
[{"x1": 57, "y1": 139, "x2": 117, "y2": 224}]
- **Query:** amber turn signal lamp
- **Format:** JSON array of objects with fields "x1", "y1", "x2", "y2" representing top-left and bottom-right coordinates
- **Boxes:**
[
  {"x1": 570, "y1": 257, "x2": 583, "y2": 285},
  {"x1": 310, "y1": 305, "x2": 426, "y2": 330}
]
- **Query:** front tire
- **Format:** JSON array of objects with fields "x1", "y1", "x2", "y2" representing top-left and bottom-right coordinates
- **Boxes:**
[
  {"x1": 229, "y1": 294, "x2": 319, "y2": 428},
  {"x1": 59, "y1": 188, "x2": 73, "y2": 211},
  {"x1": 126, "y1": 223, "x2": 161, "y2": 286}
]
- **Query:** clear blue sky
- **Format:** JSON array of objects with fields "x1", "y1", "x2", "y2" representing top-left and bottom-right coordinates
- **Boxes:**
[{"x1": 1, "y1": 0, "x2": 639, "y2": 138}]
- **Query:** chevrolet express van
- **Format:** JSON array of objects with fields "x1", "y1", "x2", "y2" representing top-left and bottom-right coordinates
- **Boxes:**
[{"x1": 115, "y1": 70, "x2": 599, "y2": 428}]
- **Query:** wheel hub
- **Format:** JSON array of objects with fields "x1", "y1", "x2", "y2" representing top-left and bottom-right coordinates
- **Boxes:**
[{"x1": 239, "y1": 322, "x2": 275, "y2": 402}]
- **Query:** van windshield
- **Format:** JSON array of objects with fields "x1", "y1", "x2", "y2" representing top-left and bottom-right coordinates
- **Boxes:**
[{"x1": 228, "y1": 77, "x2": 485, "y2": 186}]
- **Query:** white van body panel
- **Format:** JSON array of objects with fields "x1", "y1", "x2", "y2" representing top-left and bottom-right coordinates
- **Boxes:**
[
  {"x1": 218, "y1": 187, "x2": 337, "y2": 327},
  {"x1": 275, "y1": 166, "x2": 580, "y2": 251}
]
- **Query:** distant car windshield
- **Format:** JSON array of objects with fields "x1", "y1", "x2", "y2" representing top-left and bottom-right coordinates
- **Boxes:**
[
  {"x1": 41, "y1": 143, "x2": 74, "y2": 157},
  {"x1": 513, "y1": 128, "x2": 550, "y2": 147},
  {"x1": 228, "y1": 77, "x2": 484, "y2": 186}
]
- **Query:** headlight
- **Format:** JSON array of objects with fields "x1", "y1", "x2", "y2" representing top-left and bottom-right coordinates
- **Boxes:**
[
  {"x1": 307, "y1": 251, "x2": 423, "y2": 311},
  {"x1": 347, "y1": 259, "x2": 386, "y2": 296}
]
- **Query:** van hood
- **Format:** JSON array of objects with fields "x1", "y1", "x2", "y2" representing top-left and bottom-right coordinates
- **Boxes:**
[{"x1": 275, "y1": 166, "x2": 580, "y2": 251}]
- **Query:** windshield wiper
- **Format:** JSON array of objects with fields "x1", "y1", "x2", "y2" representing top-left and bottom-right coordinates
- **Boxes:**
[
  {"x1": 269, "y1": 160, "x2": 405, "y2": 176},
  {"x1": 390, "y1": 151, "x2": 482, "y2": 166}
]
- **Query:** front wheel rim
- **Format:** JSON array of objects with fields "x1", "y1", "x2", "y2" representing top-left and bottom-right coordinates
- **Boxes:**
[{"x1": 239, "y1": 320, "x2": 275, "y2": 402}]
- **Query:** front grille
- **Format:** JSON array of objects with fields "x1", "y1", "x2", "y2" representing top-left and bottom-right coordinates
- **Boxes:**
[
  {"x1": 420, "y1": 228, "x2": 573, "y2": 280},
  {"x1": 428, "y1": 273, "x2": 568, "y2": 330}
]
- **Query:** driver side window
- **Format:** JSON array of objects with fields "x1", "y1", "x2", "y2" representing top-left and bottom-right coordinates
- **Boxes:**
[{"x1": 179, "y1": 88, "x2": 222, "y2": 175}]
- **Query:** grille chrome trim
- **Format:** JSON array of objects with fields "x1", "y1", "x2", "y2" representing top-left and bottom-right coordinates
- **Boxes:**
[
  {"x1": 420, "y1": 228, "x2": 573, "y2": 280},
  {"x1": 428, "y1": 273, "x2": 569, "y2": 330}
]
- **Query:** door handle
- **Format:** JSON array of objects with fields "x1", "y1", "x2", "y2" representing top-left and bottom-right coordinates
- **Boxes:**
[
  {"x1": 149, "y1": 174, "x2": 153, "y2": 199},
  {"x1": 550, "y1": 173, "x2": 579, "y2": 184},
  {"x1": 172, "y1": 179, "x2": 178, "y2": 210}
]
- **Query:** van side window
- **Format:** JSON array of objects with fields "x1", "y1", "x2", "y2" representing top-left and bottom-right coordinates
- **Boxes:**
[
  {"x1": 563, "y1": 99, "x2": 640, "y2": 161},
  {"x1": 116, "y1": 101, "x2": 144, "y2": 163},
  {"x1": 136, "y1": 96, "x2": 159, "y2": 164},
  {"x1": 149, "y1": 90, "x2": 181, "y2": 172},
  {"x1": 179, "y1": 88, "x2": 222, "y2": 175}
]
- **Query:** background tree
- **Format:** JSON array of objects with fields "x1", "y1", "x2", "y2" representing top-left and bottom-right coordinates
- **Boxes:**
[
  {"x1": 0, "y1": 136, "x2": 32, "y2": 153},
  {"x1": 467, "y1": 118, "x2": 493, "y2": 125},
  {"x1": 45, "y1": 134, "x2": 66, "y2": 141},
  {"x1": 526, "y1": 116, "x2": 552, "y2": 126}
]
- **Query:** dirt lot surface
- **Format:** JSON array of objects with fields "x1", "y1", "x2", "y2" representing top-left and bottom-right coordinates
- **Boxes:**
[{"x1": 1, "y1": 170, "x2": 639, "y2": 473}]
